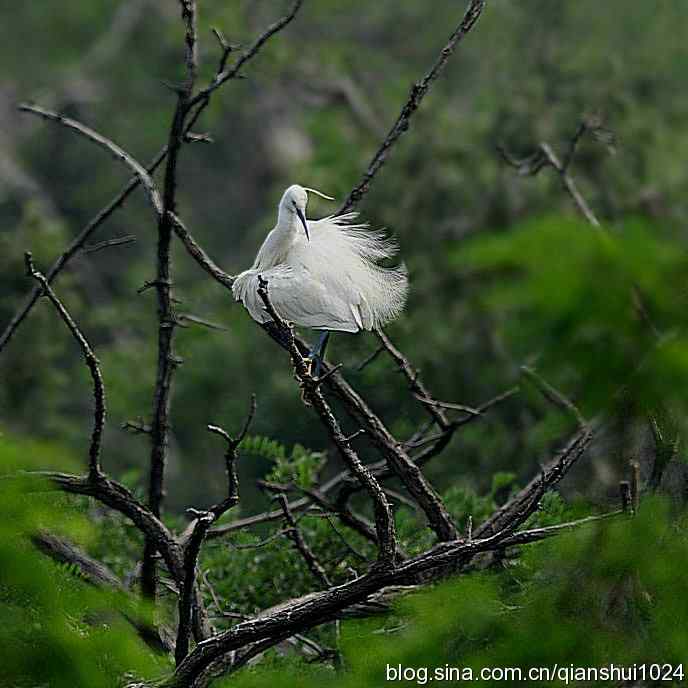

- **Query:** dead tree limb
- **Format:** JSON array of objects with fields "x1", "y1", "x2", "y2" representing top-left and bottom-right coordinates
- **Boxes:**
[
  {"x1": 24, "y1": 253, "x2": 106, "y2": 481},
  {"x1": 176, "y1": 401, "x2": 253, "y2": 664},
  {"x1": 338, "y1": 0, "x2": 487, "y2": 213},
  {"x1": 497, "y1": 118, "x2": 604, "y2": 228},
  {"x1": 275, "y1": 493, "x2": 332, "y2": 588}
]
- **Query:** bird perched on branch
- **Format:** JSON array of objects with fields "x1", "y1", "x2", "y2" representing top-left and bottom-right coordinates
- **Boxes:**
[{"x1": 233, "y1": 184, "x2": 408, "y2": 372}]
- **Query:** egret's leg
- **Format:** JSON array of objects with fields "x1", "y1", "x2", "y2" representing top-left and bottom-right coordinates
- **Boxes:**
[{"x1": 308, "y1": 331, "x2": 330, "y2": 377}]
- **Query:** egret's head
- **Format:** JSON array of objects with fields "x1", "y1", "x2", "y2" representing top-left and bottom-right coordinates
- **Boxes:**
[{"x1": 280, "y1": 184, "x2": 335, "y2": 241}]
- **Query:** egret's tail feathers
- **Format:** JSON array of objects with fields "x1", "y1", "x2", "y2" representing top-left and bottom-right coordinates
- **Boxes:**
[
  {"x1": 309, "y1": 214, "x2": 408, "y2": 329},
  {"x1": 320, "y1": 213, "x2": 400, "y2": 262},
  {"x1": 363, "y1": 261, "x2": 408, "y2": 329}
]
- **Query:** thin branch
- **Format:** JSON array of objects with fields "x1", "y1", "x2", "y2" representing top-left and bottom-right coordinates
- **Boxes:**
[
  {"x1": 185, "y1": 0, "x2": 304, "y2": 113},
  {"x1": 275, "y1": 493, "x2": 331, "y2": 588},
  {"x1": 375, "y1": 328, "x2": 450, "y2": 429},
  {"x1": 499, "y1": 509, "x2": 625, "y2": 547},
  {"x1": 521, "y1": 366, "x2": 587, "y2": 430},
  {"x1": 410, "y1": 386, "x2": 518, "y2": 470},
  {"x1": 413, "y1": 394, "x2": 481, "y2": 417},
  {"x1": 175, "y1": 403, "x2": 252, "y2": 664},
  {"x1": 475, "y1": 426, "x2": 594, "y2": 539},
  {"x1": 3, "y1": 2, "x2": 297, "y2": 355},
  {"x1": 498, "y1": 120, "x2": 603, "y2": 228},
  {"x1": 338, "y1": 0, "x2": 487, "y2": 213},
  {"x1": 356, "y1": 344, "x2": 385, "y2": 372},
  {"x1": 25, "y1": 253, "x2": 105, "y2": 480},
  {"x1": 538, "y1": 142, "x2": 601, "y2": 228},
  {"x1": 179, "y1": 1, "x2": 198, "y2": 91},
  {"x1": 82, "y1": 235, "x2": 137, "y2": 254},
  {"x1": 18, "y1": 104, "x2": 163, "y2": 215}
]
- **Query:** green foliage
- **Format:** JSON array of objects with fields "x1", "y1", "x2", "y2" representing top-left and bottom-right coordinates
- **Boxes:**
[
  {"x1": 264, "y1": 442, "x2": 326, "y2": 490},
  {"x1": 458, "y1": 218, "x2": 688, "y2": 423},
  {"x1": 0, "y1": 437, "x2": 166, "y2": 687}
]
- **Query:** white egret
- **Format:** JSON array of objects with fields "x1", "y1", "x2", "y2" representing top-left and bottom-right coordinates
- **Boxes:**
[{"x1": 233, "y1": 184, "x2": 408, "y2": 372}]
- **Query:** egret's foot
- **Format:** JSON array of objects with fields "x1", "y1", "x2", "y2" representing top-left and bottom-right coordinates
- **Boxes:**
[
  {"x1": 307, "y1": 331, "x2": 330, "y2": 379},
  {"x1": 302, "y1": 354, "x2": 315, "y2": 377}
]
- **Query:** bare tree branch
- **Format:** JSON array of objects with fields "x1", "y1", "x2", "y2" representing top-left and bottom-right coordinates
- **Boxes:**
[
  {"x1": 18, "y1": 104, "x2": 163, "y2": 215},
  {"x1": 164, "y1": 499, "x2": 617, "y2": 688},
  {"x1": 314, "y1": 355, "x2": 459, "y2": 542},
  {"x1": 338, "y1": 0, "x2": 487, "y2": 213},
  {"x1": 25, "y1": 253, "x2": 106, "y2": 480},
  {"x1": 176, "y1": 401, "x2": 254, "y2": 663},
  {"x1": 521, "y1": 366, "x2": 587, "y2": 430},
  {"x1": 497, "y1": 119, "x2": 604, "y2": 228},
  {"x1": 143, "y1": 0, "x2": 200, "y2": 603},
  {"x1": 275, "y1": 493, "x2": 331, "y2": 588}
]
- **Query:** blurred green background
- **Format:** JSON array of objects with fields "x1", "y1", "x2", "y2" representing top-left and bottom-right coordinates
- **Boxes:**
[{"x1": 2, "y1": 1, "x2": 688, "y2": 686}]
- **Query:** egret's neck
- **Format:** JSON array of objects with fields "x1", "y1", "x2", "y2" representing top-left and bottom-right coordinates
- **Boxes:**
[
  {"x1": 276, "y1": 204, "x2": 299, "y2": 232},
  {"x1": 252, "y1": 209, "x2": 299, "y2": 270}
]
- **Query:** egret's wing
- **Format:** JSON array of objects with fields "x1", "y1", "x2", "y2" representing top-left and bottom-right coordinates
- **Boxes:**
[
  {"x1": 232, "y1": 265, "x2": 361, "y2": 332},
  {"x1": 285, "y1": 213, "x2": 408, "y2": 330}
]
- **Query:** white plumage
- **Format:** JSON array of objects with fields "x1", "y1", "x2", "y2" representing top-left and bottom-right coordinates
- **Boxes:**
[{"x1": 233, "y1": 184, "x2": 408, "y2": 333}]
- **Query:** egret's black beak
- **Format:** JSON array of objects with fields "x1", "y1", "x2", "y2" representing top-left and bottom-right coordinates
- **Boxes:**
[{"x1": 296, "y1": 206, "x2": 310, "y2": 241}]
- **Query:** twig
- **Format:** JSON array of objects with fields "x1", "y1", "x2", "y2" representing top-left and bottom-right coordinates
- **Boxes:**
[
  {"x1": 18, "y1": 104, "x2": 163, "y2": 216},
  {"x1": 521, "y1": 366, "x2": 587, "y2": 430},
  {"x1": 25, "y1": 253, "x2": 105, "y2": 480},
  {"x1": 413, "y1": 394, "x2": 481, "y2": 417},
  {"x1": 498, "y1": 120, "x2": 602, "y2": 228},
  {"x1": 275, "y1": 494, "x2": 331, "y2": 588},
  {"x1": 185, "y1": 0, "x2": 304, "y2": 114},
  {"x1": 182, "y1": 0, "x2": 303, "y2": 137},
  {"x1": 82, "y1": 235, "x2": 137, "y2": 254},
  {"x1": 356, "y1": 344, "x2": 385, "y2": 372},
  {"x1": 338, "y1": 0, "x2": 487, "y2": 213},
  {"x1": 375, "y1": 328, "x2": 451, "y2": 429},
  {"x1": 176, "y1": 314, "x2": 228, "y2": 331}
]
